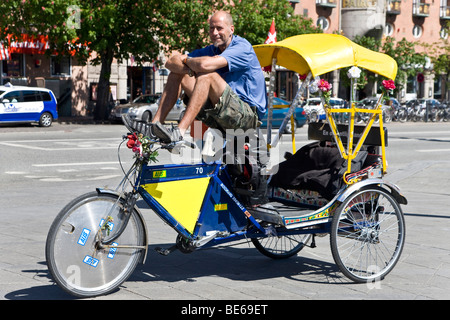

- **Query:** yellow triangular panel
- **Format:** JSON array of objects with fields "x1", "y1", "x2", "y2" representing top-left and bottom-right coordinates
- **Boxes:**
[{"x1": 141, "y1": 177, "x2": 210, "y2": 234}]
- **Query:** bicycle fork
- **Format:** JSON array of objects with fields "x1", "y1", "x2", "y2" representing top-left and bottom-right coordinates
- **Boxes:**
[{"x1": 94, "y1": 190, "x2": 146, "y2": 254}]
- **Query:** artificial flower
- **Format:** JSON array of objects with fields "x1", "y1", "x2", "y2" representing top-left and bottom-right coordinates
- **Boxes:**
[{"x1": 347, "y1": 66, "x2": 361, "y2": 79}]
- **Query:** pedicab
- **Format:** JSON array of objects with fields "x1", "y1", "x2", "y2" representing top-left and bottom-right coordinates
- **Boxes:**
[{"x1": 45, "y1": 33, "x2": 406, "y2": 298}]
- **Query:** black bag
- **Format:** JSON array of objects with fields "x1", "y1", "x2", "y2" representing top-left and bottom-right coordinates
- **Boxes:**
[{"x1": 270, "y1": 141, "x2": 367, "y2": 200}]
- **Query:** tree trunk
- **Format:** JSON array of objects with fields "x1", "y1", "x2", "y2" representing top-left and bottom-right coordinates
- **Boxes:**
[{"x1": 94, "y1": 48, "x2": 114, "y2": 121}]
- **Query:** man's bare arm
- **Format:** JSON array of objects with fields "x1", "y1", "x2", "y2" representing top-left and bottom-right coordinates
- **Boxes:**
[
  {"x1": 165, "y1": 54, "x2": 190, "y2": 74},
  {"x1": 165, "y1": 53, "x2": 228, "y2": 77},
  {"x1": 185, "y1": 55, "x2": 228, "y2": 74}
]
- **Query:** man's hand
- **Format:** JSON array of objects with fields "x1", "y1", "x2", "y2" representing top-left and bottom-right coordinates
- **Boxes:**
[{"x1": 165, "y1": 54, "x2": 191, "y2": 75}]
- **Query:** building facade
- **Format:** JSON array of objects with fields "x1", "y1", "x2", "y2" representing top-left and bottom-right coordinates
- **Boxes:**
[
  {"x1": 1, "y1": 1, "x2": 448, "y2": 119},
  {"x1": 0, "y1": 38, "x2": 168, "y2": 118},
  {"x1": 290, "y1": 0, "x2": 449, "y2": 102}
]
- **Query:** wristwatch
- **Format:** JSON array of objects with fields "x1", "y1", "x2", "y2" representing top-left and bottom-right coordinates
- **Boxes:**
[{"x1": 183, "y1": 57, "x2": 194, "y2": 77}]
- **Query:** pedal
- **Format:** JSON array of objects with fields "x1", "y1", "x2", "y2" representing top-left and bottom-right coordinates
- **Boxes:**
[{"x1": 154, "y1": 244, "x2": 178, "y2": 256}]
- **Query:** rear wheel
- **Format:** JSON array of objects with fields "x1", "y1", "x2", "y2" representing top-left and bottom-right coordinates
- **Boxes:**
[
  {"x1": 330, "y1": 187, "x2": 405, "y2": 283},
  {"x1": 39, "y1": 112, "x2": 53, "y2": 127},
  {"x1": 46, "y1": 191, "x2": 146, "y2": 298}
]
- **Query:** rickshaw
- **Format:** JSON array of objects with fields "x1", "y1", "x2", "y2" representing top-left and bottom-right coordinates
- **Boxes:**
[{"x1": 45, "y1": 34, "x2": 406, "y2": 298}]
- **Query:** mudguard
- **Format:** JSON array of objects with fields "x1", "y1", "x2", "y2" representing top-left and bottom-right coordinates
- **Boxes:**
[{"x1": 336, "y1": 178, "x2": 407, "y2": 205}]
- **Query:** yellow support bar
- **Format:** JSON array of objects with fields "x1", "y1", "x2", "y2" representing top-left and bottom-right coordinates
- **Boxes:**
[
  {"x1": 324, "y1": 95, "x2": 387, "y2": 184},
  {"x1": 290, "y1": 114, "x2": 296, "y2": 154}
]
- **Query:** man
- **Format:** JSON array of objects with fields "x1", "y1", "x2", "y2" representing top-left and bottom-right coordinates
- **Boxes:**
[{"x1": 149, "y1": 10, "x2": 267, "y2": 143}]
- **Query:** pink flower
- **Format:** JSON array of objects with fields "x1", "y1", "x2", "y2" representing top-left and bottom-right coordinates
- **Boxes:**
[
  {"x1": 318, "y1": 79, "x2": 331, "y2": 92},
  {"x1": 382, "y1": 79, "x2": 396, "y2": 91}
]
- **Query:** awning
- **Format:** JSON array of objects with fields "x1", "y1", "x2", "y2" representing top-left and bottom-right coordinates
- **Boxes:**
[
  {"x1": 253, "y1": 33, "x2": 397, "y2": 80},
  {"x1": 0, "y1": 34, "x2": 81, "y2": 60}
]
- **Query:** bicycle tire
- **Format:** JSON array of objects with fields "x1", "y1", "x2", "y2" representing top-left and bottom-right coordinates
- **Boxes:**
[
  {"x1": 330, "y1": 186, "x2": 405, "y2": 283},
  {"x1": 252, "y1": 226, "x2": 311, "y2": 259},
  {"x1": 46, "y1": 191, "x2": 146, "y2": 298}
]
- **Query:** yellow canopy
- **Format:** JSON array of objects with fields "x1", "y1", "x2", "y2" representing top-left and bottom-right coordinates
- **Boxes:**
[{"x1": 253, "y1": 34, "x2": 397, "y2": 80}]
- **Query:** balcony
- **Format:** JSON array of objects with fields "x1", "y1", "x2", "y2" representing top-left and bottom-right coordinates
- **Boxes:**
[
  {"x1": 316, "y1": 0, "x2": 337, "y2": 8},
  {"x1": 441, "y1": 6, "x2": 450, "y2": 19},
  {"x1": 387, "y1": 0, "x2": 401, "y2": 15},
  {"x1": 413, "y1": 2, "x2": 430, "y2": 17}
]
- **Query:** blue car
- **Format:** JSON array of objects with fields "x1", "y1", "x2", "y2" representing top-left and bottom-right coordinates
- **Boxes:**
[
  {"x1": 261, "y1": 97, "x2": 307, "y2": 133},
  {"x1": 0, "y1": 84, "x2": 58, "y2": 127}
]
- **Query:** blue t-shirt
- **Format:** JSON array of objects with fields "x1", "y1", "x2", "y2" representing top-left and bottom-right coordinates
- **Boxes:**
[{"x1": 188, "y1": 35, "x2": 267, "y2": 119}]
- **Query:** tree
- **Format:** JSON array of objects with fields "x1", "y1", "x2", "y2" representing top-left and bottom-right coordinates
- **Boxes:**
[
  {"x1": 225, "y1": 0, "x2": 321, "y2": 45},
  {"x1": 382, "y1": 36, "x2": 426, "y2": 94},
  {"x1": 0, "y1": 0, "x2": 319, "y2": 120}
]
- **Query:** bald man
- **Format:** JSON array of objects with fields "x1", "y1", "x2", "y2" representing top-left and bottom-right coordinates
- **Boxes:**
[{"x1": 148, "y1": 10, "x2": 267, "y2": 143}]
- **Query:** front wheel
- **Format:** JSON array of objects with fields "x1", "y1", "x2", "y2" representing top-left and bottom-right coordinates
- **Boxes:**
[
  {"x1": 330, "y1": 187, "x2": 405, "y2": 283},
  {"x1": 46, "y1": 191, "x2": 146, "y2": 298}
]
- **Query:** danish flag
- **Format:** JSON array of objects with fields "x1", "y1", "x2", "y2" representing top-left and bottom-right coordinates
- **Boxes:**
[
  {"x1": 263, "y1": 18, "x2": 276, "y2": 72},
  {"x1": 265, "y1": 18, "x2": 277, "y2": 45}
]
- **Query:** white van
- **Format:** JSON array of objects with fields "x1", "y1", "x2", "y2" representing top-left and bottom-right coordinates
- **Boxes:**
[{"x1": 0, "y1": 84, "x2": 58, "y2": 127}]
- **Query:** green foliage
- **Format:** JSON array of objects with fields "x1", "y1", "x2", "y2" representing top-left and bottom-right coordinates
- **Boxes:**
[
  {"x1": 0, "y1": 0, "x2": 319, "y2": 119},
  {"x1": 0, "y1": 0, "x2": 81, "y2": 57},
  {"x1": 226, "y1": 0, "x2": 321, "y2": 45}
]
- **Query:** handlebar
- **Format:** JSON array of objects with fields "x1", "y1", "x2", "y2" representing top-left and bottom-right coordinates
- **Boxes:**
[{"x1": 121, "y1": 114, "x2": 195, "y2": 155}]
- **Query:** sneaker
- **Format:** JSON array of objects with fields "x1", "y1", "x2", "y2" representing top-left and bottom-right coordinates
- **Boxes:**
[
  {"x1": 122, "y1": 114, "x2": 155, "y2": 139},
  {"x1": 152, "y1": 122, "x2": 183, "y2": 143}
]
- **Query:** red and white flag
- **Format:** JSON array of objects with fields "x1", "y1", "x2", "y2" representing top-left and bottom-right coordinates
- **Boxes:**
[
  {"x1": 0, "y1": 42, "x2": 10, "y2": 61},
  {"x1": 264, "y1": 18, "x2": 277, "y2": 45},
  {"x1": 263, "y1": 18, "x2": 276, "y2": 72}
]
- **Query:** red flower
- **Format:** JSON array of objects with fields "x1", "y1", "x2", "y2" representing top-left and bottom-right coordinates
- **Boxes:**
[
  {"x1": 299, "y1": 74, "x2": 307, "y2": 81},
  {"x1": 126, "y1": 133, "x2": 137, "y2": 149},
  {"x1": 382, "y1": 79, "x2": 396, "y2": 91}
]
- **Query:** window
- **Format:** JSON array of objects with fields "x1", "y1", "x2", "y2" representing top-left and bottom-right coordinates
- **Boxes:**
[
  {"x1": 385, "y1": 23, "x2": 394, "y2": 36},
  {"x1": 412, "y1": 25, "x2": 423, "y2": 38},
  {"x1": 4, "y1": 91, "x2": 22, "y2": 102},
  {"x1": 406, "y1": 75, "x2": 417, "y2": 94},
  {"x1": 316, "y1": 17, "x2": 329, "y2": 31},
  {"x1": 2, "y1": 54, "x2": 24, "y2": 77},
  {"x1": 42, "y1": 92, "x2": 52, "y2": 101},
  {"x1": 440, "y1": 27, "x2": 448, "y2": 39},
  {"x1": 51, "y1": 56, "x2": 71, "y2": 76},
  {"x1": 23, "y1": 90, "x2": 40, "y2": 102}
]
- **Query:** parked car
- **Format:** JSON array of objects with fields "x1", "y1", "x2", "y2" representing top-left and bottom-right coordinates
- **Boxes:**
[
  {"x1": 303, "y1": 97, "x2": 345, "y2": 122},
  {"x1": 261, "y1": 97, "x2": 307, "y2": 133},
  {"x1": 0, "y1": 84, "x2": 58, "y2": 127},
  {"x1": 109, "y1": 94, "x2": 185, "y2": 123}
]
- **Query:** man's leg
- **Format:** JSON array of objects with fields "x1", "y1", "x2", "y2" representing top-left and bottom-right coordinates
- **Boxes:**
[
  {"x1": 153, "y1": 72, "x2": 185, "y2": 123},
  {"x1": 153, "y1": 72, "x2": 226, "y2": 142},
  {"x1": 178, "y1": 72, "x2": 226, "y2": 135}
]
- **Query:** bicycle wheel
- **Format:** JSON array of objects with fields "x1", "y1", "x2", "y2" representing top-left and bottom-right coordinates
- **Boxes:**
[
  {"x1": 252, "y1": 226, "x2": 311, "y2": 259},
  {"x1": 330, "y1": 187, "x2": 405, "y2": 283},
  {"x1": 46, "y1": 191, "x2": 146, "y2": 298}
]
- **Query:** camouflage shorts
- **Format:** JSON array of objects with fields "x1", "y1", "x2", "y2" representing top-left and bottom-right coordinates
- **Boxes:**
[{"x1": 195, "y1": 85, "x2": 259, "y2": 131}]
